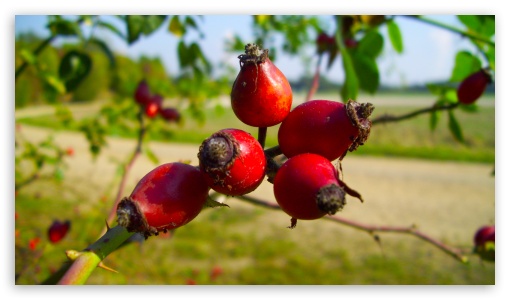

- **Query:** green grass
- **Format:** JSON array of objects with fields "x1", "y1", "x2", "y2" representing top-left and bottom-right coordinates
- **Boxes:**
[
  {"x1": 15, "y1": 192, "x2": 495, "y2": 285},
  {"x1": 16, "y1": 98, "x2": 495, "y2": 163}
]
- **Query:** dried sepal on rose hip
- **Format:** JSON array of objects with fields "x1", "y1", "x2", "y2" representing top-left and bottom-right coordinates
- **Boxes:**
[
  {"x1": 117, "y1": 162, "x2": 210, "y2": 238},
  {"x1": 273, "y1": 153, "x2": 359, "y2": 228},
  {"x1": 230, "y1": 43, "x2": 293, "y2": 127},
  {"x1": 278, "y1": 99, "x2": 374, "y2": 161},
  {"x1": 198, "y1": 128, "x2": 266, "y2": 196}
]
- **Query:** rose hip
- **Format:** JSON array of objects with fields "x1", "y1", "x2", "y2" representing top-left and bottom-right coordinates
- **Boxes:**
[
  {"x1": 231, "y1": 44, "x2": 292, "y2": 127},
  {"x1": 198, "y1": 128, "x2": 266, "y2": 196},
  {"x1": 117, "y1": 162, "x2": 209, "y2": 238},
  {"x1": 278, "y1": 99, "x2": 374, "y2": 161}
]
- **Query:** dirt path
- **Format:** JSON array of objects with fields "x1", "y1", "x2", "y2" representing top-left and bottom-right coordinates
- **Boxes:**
[{"x1": 16, "y1": 120, "x2": 495, "y2": 247}]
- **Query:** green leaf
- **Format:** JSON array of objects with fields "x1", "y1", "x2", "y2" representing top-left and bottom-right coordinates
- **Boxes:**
[
  {"x1": 340, "y1": 47, "x2": 359, "y2": 102},
  {"x1": 203, "y1": 197, "x2": 230, "y2": 209},
  {"x1": 55, "y1": 168, "x2": 65, "y2": 182},
  {"x1": 55, "y1": 104, "x2": 74, "y2": 126},
  {"x1": 448, "y1": 110, "x2": 464, "y2": 143},
  {"x1": 126, "y1": 15, "x2": 145, "y2": 44},
  {"x1": 144, "y1": 147, "x2": 159, "y2": 165},
  {"x1": 97, "y1": 20, "x2": 126, "y2": 40},
  {"x1": 357, "y1": 30, "x2": 384, "y2": 59},
  {"x1": 458, "y1": 103, "x2": 479, "y2": 113},
  {"x1": 443, "y1": 89, "x2": 458, "y2": 103},
  {"x1": 486, "y1": 45, "x2": 495, "y2": 71},
  {"x1": 43, "y1": 74, "x2": 66, "y2": 94},
  {"x1": 458, "y1": 15, "x2": 495, "y2": 38},
  {"x1": 47, "y1": 19, "x2": 81, "y2": 37},
  {"x1": 88, "y1": 38, "x2": 116, "y2": 68},
  {"x1": 59, "y1": 50, "x2": 92, "y2": 91},
  {"x1": 351, "y1": 52, "x2": 379, "y2": 94},
  {"x1": 387, "y1": 20, "x2": 403, "y2": 53},
  {"x1": 450, "y1": 51, "x2": 482, "y2": 82},
  {"x1": 177, "y1": 41, "x2": 189, "y2": 68},
  {"x1": 168, "y1": 16, "x2": 184, "y2": 37},
  {"x1": 142, "y1": 15, "x2": 167, "y2": 35},
  {"x1": 426, "y1": 83, "x2": 445, "y2": 96},
  {"x1": 20, "y1": 49, "x2": 37, "y2": 65}
]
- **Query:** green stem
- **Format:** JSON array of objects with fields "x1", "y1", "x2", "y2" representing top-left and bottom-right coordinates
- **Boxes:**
[
  {"x1": 403, "y1": 15, "x2": 495, "y2": 47},
  {"x1": 57, "y1": 225, "x2": 133, "y2": 285},
  {"x1": 15, "y1": 35, "x2": 55, "y2": 80}
]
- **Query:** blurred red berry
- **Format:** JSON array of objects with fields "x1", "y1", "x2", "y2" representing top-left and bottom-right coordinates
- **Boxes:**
[
  {"x1": 457, "y1": 69, "x2": 492, "y2": 105},
  {"x1": 135, "y1": 80, "x2": 151, "y2": 105},
  {"x1": 210, "y1": 266, "x2": 223, "y2": 280},
  {"x1": 186, "y1": 278, "x2": 197, "y2": 285},
  {"x1": 474, "y1": 225, "x2": 495, "y2": 247},
  {"x1": 48, "y1": 220, "x2": 71, "y2": 243},
  {"x1": 144, "y1": 94, "x2": 163, "y2": 118},
  {"x1": 160, "y1": 107, "x2": 180, "y2": 122},
  {"x1": 66, "y1": 147, "x2": 74, "y2": 156},
  {"x1": 15, "y1": 212, "x2": 19, "y2": 220},
  {"x1": 316, "y1": 32, "x2": 335, "y2": 54},
  {"x1": 344, "y1": 38, "x2": 358, "y2": 48},
  {"x1": 29, "y1": 237, "x2": 41, "y2": 250},
  {"x1": 145, "y1": 102, "x2": 160, "y2": 118}
]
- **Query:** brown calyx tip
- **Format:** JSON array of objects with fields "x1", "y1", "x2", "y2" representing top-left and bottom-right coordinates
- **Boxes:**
[
  {"x1": 346, "y1": 99, "x2": 374, "y2": 152},
  {"x1": 198, "y1": 131, "x2": 240, "y2": 173},
  {"x1": 316, "y1": 184, "x2": 346, "y2": 215},
  {"x1": 117, "y1": 198, "x2": 156, "y2": 239},
  {"x1": 237, "y1": 43, "x2": 269, "y2": 67}
]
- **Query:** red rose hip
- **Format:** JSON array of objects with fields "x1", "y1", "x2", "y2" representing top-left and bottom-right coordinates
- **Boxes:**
[
  {"x1": 473, "y1": 225, "x2": 495, "y2": 261},
  {"x1": 198, "y1": 128, "x2": 266, "y2": 196},
  {"x1": 273, "y1": 153, "x2": 346, "y2": 226},
  {"x1": 457, "y1": 69, "x2": 492, "y2": 105},
  {"x1": 144, "y1": 94, "x2": 163, "y2": 118},
  {"x1": 117, "y1": 162, "x2": 210, "y2": 238},
  {"x1": 48, "y1": 220, "x2": 71, "y2": 243},
  {"x1": 231, "y1": 44, "x2": 293, "y2": 127},
  {"x1": 278, "y1": 99, "x2": 374, "y2": 161},
  {"x1": 134, "y1": 79, "x2": 151, "y2": 105}
]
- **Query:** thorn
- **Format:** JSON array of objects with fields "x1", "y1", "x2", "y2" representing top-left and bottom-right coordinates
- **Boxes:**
[
  {"x1": 105, "y1": 219, "x2": 111, "y2": 231},
  {"x1": 98, "y1": 262, "x2": 119, "y2": 274},
  {"x1": 65, "y1": 250, "x2": 81, "y2": 261}
]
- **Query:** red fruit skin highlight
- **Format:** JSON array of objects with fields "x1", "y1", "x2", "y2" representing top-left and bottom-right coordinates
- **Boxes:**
[
  {"x1": 118, "y1": 163, "x2": 209, "y2": 236},
  {"x1": 278, "y1": 100, "x2": 372, "y2": 161},
  {"x1": 231, "y1": 46, "x2": 292, "y2": 127},
  {"x1": 273, "y1": 153, "x2": 345, "y2": 220}
]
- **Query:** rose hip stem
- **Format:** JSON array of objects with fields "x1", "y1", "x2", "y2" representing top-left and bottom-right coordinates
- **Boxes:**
[
  {"x1": 258, "y1": 127, "x2": 267, "y2": 149},
  {"x1": 104, "y1": 107, "x2": 147, "y2": 234}
]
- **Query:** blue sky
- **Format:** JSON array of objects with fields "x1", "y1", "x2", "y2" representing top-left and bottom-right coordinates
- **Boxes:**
[{"x1": 14, "y1": 15, "x2": 481, "y2": 87}]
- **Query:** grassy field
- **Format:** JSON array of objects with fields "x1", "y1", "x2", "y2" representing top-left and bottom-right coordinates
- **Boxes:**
[
  {"x1": 16, "y1": 92, "x2": 495, "y2": 163},
  {"x1": 15, "y1": 193, "x2": 495, "y2": 285}
]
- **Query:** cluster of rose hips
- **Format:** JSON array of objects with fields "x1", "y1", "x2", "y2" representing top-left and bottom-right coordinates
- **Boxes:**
[
  {"x1": 134, "y1": 80, "x2": 180, "y2": 122},
  {"x1": 116, "y1": 43, "x2": 374, "y2": 237}
]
